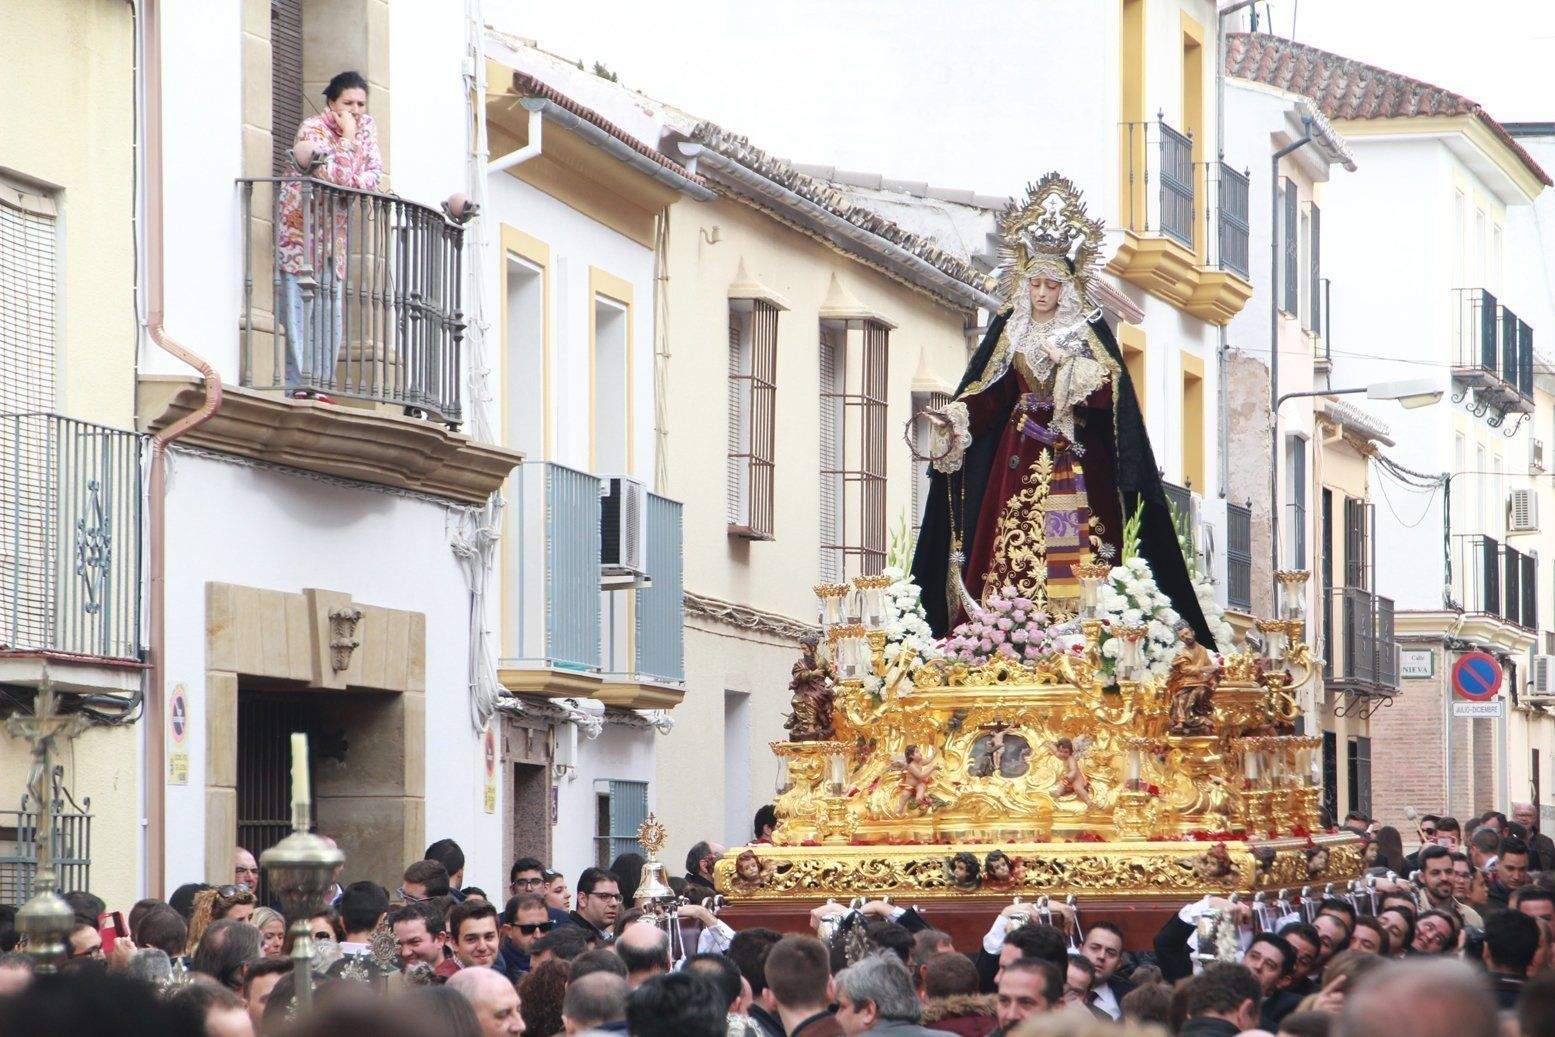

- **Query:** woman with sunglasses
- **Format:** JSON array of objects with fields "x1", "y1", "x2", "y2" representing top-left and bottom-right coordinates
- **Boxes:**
[
  {"x1": 185, "y1": 884, "x2": 258, "y2": 955},
  {"x1": 497, "y1": 893, "x2": 556, "y2": 982}
]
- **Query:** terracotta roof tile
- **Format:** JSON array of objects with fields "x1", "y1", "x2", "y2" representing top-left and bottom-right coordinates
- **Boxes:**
[
  {"x1": 511, "y1": 71, "x2": 708, "y2": 188},
  {"x1": 1225, "y1": 33, "x2": 1550, "y2": 187}
]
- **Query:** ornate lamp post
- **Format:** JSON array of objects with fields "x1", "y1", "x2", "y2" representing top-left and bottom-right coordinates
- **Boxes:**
[
  {"x1": 260, "y1": 733, "x2": 343, "y2": 1015},
  {"x1": 5, "y1": 677, "x2": 88, "y2": 972}
]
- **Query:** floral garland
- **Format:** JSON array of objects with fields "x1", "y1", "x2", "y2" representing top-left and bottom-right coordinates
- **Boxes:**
[{"x1": 938, "y1": 586, "x2": 1086, "y2": 666}]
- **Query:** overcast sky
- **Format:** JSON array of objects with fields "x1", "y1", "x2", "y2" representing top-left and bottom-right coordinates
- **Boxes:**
[{"x1": 490, "y1": 0, "x2": 1554, "y2": 196}]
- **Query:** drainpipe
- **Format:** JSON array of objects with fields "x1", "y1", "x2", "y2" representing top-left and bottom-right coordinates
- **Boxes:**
[
  {"x1": 489, "y1": 100, "x2": 544, "y2": 174},
  {"x1": 1213, "y1": 2, "x2": 1256, "y2": 500},
  {"x1": 1268, "y1": 124, "x2": 1312, "y2": 604},
  {"x1": 141, "y1": 0, "x2": 224, "y2": 897}
]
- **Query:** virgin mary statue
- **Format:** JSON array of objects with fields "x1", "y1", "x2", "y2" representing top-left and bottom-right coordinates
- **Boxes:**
[{"x1": 911, "y1": 173, "x2": 1214, "y2": 648}]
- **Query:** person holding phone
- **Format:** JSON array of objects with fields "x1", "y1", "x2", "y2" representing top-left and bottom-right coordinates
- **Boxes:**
[{"x1": 276, "y1": 70, "x2": 383, "y2": 403}]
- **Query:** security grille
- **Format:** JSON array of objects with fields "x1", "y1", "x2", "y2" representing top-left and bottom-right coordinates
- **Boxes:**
[
  {"x1": 595, "y1": 780, "x2": 647, "y2": 868},
  {"x1": 237, "y1": 695, "x2": 313, "y2": 905},
  {"x1": 1, "y1": 181, "x2": 56, "y2": 415},
  {"x1": 727, "y1": 301, "x2": 777, "y2": 539},
  {"x1": 0, "y1": 767, "x2": 90, "y2": 906}
]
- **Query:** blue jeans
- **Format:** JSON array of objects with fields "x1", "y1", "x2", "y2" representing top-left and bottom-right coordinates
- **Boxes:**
[{"x1": 280, "y1": 270, "x2": 342, "y2": 391}]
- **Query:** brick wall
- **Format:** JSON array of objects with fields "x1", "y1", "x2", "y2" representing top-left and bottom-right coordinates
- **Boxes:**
[{"x1": 1370, "y1": 643, "x2": 1447, "y2": 829}]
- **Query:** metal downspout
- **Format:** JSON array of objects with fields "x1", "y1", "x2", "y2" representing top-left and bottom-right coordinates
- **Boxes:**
[{"x1": 142, "y1": 0, "x2": 224, "y2": 897}]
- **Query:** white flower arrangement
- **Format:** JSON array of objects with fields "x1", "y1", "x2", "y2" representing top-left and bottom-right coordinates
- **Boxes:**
[
  {"x1": 1096, "y1": 555, "x2": 1182, "y2": 678},
  {"x1": 1192, "y1": 569, "x2": 1237, "y2": 652},
  {"x1": 878, "y1": 565, "x2": 940, "y2": 664}
]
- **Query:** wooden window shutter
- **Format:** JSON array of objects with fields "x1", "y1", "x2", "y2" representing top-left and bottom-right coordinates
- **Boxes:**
[
  {"x1": 271, "y1": 0, "x2": 305, "y2": 174},
  {"x1": 1343, "y1": 497, "x2": 1367, "y2": 589},
  {"x1": 818, "y1": 329, "x2": 843, "y2": 581},
  {"x1": 1282, "y1": 177, "x2": 1299, "y2": 315},
  {"x1": 727, "y1": 302, "x2": 777, "y2": 539},
  {"x1": 1309, "y1": 203, "x2": 1322, "y2": 331}
]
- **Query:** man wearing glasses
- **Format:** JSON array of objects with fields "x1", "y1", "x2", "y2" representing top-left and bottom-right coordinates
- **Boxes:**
[
  {"x1": 565, "y1": 867, "x2": 623, "y2": 943},
  {"x1": 1403, "y1": 814, "x2": 1441, "y2": 874},
  {"x1": 497, "y1": 893, "x2": 554, "y2": 983}
]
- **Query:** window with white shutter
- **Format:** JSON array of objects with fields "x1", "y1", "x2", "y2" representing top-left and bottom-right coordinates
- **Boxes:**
[
  {"x1": 727, "y1": 300, "x2": 777, "y2": 539},
  {"x1": 820, "y1": 321, "x2": 888, "y2": 580},
  {"x1": 0, "y1": 180, "x2": 58, "y2": 415}
]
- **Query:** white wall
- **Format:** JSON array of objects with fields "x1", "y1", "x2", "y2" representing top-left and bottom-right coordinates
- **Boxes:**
[
  {"x1": 549, "y1": 723, "x2": 655, "y2": 885},
  {"x1": 159, "y1": 452, "x2": 496, "y2": 890}
]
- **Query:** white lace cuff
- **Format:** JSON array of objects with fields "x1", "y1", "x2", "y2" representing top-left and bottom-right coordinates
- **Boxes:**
[{"x1": 931, "y1": 402, "x2": 972, "y2": 474}]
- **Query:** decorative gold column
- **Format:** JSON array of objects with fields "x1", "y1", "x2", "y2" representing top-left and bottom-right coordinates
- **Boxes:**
[{"x1": 769, "y1": 740, "x2": 848, "y2": 845}]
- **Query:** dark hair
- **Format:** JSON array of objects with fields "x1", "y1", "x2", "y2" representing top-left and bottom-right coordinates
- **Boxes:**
[
  {"x1": 402, "y1": 858, "x2": 452, "y2": 897},
  {"x1": 134, "y1": 905, "x2": 188, "y2": 958},
  {"x1": 64, "y1": 891, "x2": 107, "y2": 926},
  {"x1": 764, "y1": 934, "x2": 831, "y2": 1008},
  {"x1": 865, "y1": 920, "x2": 914, "y2": 964},
  {"x1": 533, "y1": 924, "x2": 590, "y2": 961},
  {"x1": 1373, "y1": 826, "x2": 1407, "y2": 873},
  {"x1": 519, "y1": 959, "x2": 570, "y2": 1037},
  {"x1": 1066, "y1": 953, "x2": 1096, "y2": 985},
  {"x1": 1277, "y1": 1009, "x2": 1333, "y2": 1037},
  {"x1": 727, "y1": 927, "x2": 784, "y2": 997},
  {"x1": 501, "y1": 893, "x2": 549, "y2": 925},
  {"x1": 242, "y1": 955, "x2": 294, "y2": 997},
  {"x1": 948, "y1": 851, "x2": 980, "y2": 884},
  {"x1": 1484, "y1": 908, "x2": 1540, "y2": 972},
  {"x1": 1470, "y1": 827, "x2": 1501, "y2": 854},
  {"x1": 190, "y1": 918, "x2": 261, "y2": 991},
  {"x1": 1418, "y1": 843, "x2": 1453, "y2": 869},
  {"x1": 684, "y1": 841, "x2": 715, "y2": 877},
  {"x1": 609, "y1": 853, "x2": 646, "y2": 904},
  {"x1": 1350, "y1": 915, "x2": 1387, "y2": 951},
  {"x1": 389, "y1": 900, "x2": 445, "y2": 937},
  {"x1": 168, "y1": 883, "x2": 210, "y2": 921},
  {"x1": 425, "y1": 838, "x2": 465, "y2": 877},
  {"x1": 1120, "y1": 982, "x2": 1172, "y2": 1026},
  {"x1": 686, "y1": 952, "x2": 744, "y2": 1009},
  {"x1": 1317, "y1": 897, "x2": 1357, "y2": 925},
  {"x1": 1084, "y1": 920, "x2": 1125, "y2": 944},
  {"x1": 1436, "y1": 816, "x2": 1462, "y2": 835},
  {"x1": 1249, "y1": 932, "x2": 1296, "y2": 976},
  {"x1": 1183, "y1": 961, "x2": 1263, "y2": 1017},
  {"x1": 1499, "y1": 834, "x2": 1530, "y2": 860},
  {"x1": 754, "y1": 804, "x2": 778, "y2": 839},
  {"x1": 323, "y1": 71, "x2": 369, "y2": 103},
  {"x1": 627, "y1": 971, "x2": 731, "y2": 1037},
  {"x1": 0, "y1": 970, "x2": 203, "y2": 1037},
  {"x1": 922, "y1": 951, "x2": 978, "y2": 998},
  {"x1": 1512, "y1": 885, "x2": 1555, "y2": 912},
  {"x1": 447, "y1": 899, "x2": 498, "y2": 942},
  {"x1": 1003, "y1": 923, "x2": 1068, "y2": 971},
  {"x1": 1517, "y1": 971, "x2": 1555, "y2": 1037},
  {"x1": 1505, "y1": 821, "x2": 1530, "y2": 841},
  {"x1": 1344, "y1": 811, "x2": 1371, "y2": 824},
  {"x1": 570, "y1": 947, "x2": 628, "y2": 981},
  {"x1": 1279, "y1": 921, "x2": 1321, "y2": 958},
  {"x1": 0, "y1": 904, "x2": 16, "y2": 953},
  {"x1": 910, "y1": 929, "x2": 953, "y2": 969},
  {"x1": 308, "y1": 906, "x2": 344, "y2": 941},
  {"x1": 578, "y1": 867, "x2": 621, "y2": 896},
  {"x1": 1377, "y1": 906, "x2": 1416, "y2": 952},
  {"x1": 1001, "y1": 957, "x2": 1062, "y2": 1005},
  {"x1": 339, "y1": 880, "x2": 391, "y2": 935},
  {"x1": 510, "y1": 856, "x2": 545, "y2": 882}
]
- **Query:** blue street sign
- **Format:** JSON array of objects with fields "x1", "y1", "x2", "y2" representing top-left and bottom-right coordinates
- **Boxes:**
[{"x1": 1451, "y1": 651, "x2": 1502, "y2": 702}]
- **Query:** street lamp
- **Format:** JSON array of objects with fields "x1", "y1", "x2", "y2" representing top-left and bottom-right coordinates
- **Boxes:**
[
  {"x1": 1270, "y1": 379, "x2": 1443, "y2": 597},
  {"x1": 260, "y1": 733, "x2": 343, "y2": 1015}
]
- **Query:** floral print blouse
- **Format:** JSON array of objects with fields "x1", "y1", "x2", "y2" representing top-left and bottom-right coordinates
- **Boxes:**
[{"x1": 276, "y1": 112, "x2": 383, "y2": 278}]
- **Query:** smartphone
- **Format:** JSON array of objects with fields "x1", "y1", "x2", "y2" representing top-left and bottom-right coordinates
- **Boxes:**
[{"x1": 98, "y1": 910, "x2": 128, "y2": 948}]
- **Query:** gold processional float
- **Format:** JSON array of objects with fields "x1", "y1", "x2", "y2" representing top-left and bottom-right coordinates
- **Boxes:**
[{"x1": 709, "y1": 566, "x2": 1363, "y2": 911}]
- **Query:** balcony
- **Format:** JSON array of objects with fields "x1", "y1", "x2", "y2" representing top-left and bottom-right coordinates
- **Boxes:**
[
  {"x1": 1452, "y1": 534, "x2": 1536, "y2": 629},
  {"x1": 0, "y1": 767, "x2": 90, "y2": 905},
  {"x1": 0, "y1": 414, "x2": 144, "y2": 693},
  {"x1": 1325, "y1": 587, "x2": 1399, "y2": 714},
  {"x1": 1453, "y1": 288, "x2": 1533, "y2": 416},
  {"x1": 239, "y1": 177, "x2": 466, "y2": 425},
  {"x1": 500, "y1": 463, "x2": 685, "y2": 709},
  {"x1": 1111, "y1": 120, "x2": 1253, "y2": 325}
]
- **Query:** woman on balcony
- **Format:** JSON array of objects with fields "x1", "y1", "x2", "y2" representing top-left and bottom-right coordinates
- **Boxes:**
[{"x1": 277, "y1": 70, "x2": 383, "y2": 402}]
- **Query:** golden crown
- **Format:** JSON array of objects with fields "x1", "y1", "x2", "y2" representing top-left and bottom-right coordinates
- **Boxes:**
[{"x1": 997, "y1": 172, "x2": 1105, "y2": 307}]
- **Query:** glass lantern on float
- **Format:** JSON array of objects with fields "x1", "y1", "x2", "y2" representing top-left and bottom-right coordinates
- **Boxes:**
[
  {"x1": 1113, "y1": 626, "x2": 1148, "y2": 682},
  {"x1": 774, "y1": 755, "x2": 791, "y2": 795},
  {"x1": 814, "y1": 584, "x2": 849, "y2": 633},
  {"x1": 1275, "y1": 570, "x2": 1310, "y2": 622},
  {"x1": 852, "y1": 575, "x2": 891, "y2": 631},
  {"x1": 1257, "y1": 619, "x2": 1288, "y2": 667},
  {"x1": 830, "y1": 624, "x2": 870, "y2": 680},
  {"x1": 1073, "y1": 563, "x2": 1112, "y2": 620}
]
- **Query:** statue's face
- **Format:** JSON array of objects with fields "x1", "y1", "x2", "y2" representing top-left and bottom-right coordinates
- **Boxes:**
[
  {"x1": 1028, "y1": 275, "x2": 1063, "y2": 316},
  {"x1": 989, "y1": 857, "x2": 1010, "y2": 879},
  {"x1": 1179, "y1": 627, "x2": 1197, "y2": 648}
]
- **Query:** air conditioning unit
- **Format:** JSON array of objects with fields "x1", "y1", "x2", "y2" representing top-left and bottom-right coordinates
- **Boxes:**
[
  {"x1": 601, "y1": 476, "x2": 648, "y2": 585},
  {"x1": 1532, "y1": 655, "x2": 1555, "y2": 695},
  {"x1": 1532, "y1": 438, "x2": 1547, "y2": 473},
  {"x1": 1509, "y1": 488, "x2": 1539, "y2": 533}
]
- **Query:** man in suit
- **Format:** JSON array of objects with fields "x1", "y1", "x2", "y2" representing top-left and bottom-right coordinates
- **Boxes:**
[
  {"x1": 765, "y1": 935, "x2": 843, "y2": 1037},
  {"x1": 1513, "y1": 803, "x2": 1555, "y2": 872},
  {"x1": 1077, "y1": 922, "x2": 1134, "y2": 1020}
]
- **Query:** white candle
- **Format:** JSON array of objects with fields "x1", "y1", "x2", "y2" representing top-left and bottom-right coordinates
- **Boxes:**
[
  {"x1": 1244, "y1": 750, "x2": 1259, "y2": 782},
  {"x1": 291, "y1": 732, "x2": 309, "y2": 807}
]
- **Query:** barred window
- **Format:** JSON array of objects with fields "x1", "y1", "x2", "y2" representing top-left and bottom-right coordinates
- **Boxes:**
[
  {"x1": 911, "y1": 390, "x2": 950, "y2": 537},
  {"x1": 727, "y1": 300, "x2": 777, "y2": 539},
  {"x1": 1, "y1": 180, "x2": 57, "y2": 414},
  {"x1": 820, "y1": 321, "x2": 889, "y2": 580}
]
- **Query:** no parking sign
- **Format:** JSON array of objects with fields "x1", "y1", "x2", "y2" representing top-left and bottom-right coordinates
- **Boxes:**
[{"x1": 1451, "y1": 651, "x2": 1503, "y2": 717}]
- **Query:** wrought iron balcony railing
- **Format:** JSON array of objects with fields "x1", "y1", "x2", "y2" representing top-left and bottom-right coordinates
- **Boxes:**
[
  {"x1": 1454, "y1": 533, "x2": 1502, "y2": 618},
  {"x1": 1, "y1": 414, "x2": 144, "y2": 662},
  {"x1": 239, "y1": 177, "x2": 466, "y2": 425},
  {"x1": 0, "y1": 766, "x2": 90, "y2": 905},
  {"x1": 1453, "y1": 288, "x2": 1533, "y2": 407},
  {"x1": 1204, "y1": 161, "x2": 1250, "y2": 278},
  {"x1": 1119, "y1": 118, "x2": 1197, "y2": 250},
  {"x1": 1325, "y1": 586, "x2": 1398, "y2": 692}
]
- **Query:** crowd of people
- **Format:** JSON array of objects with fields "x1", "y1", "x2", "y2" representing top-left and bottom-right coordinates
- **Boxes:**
[{"x1": 0, "y1": 805, "x2": 1553, "y2": 1037}]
